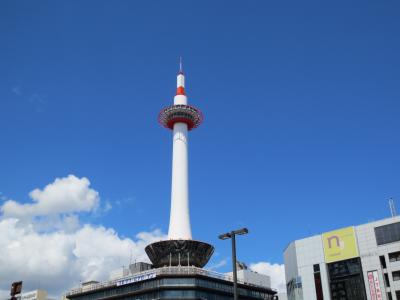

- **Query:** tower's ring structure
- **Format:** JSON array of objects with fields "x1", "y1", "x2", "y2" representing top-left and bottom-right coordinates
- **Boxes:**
[{"x1": 158, "y1": 104, "x2": 203, "y2": 131}]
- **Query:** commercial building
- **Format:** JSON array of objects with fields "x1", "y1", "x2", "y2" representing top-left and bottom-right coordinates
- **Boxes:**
[
  {"x1": 226, "y1": 269, "x2": 272, "y2": 288},
  {"x1": 284, "y1": 216, "x2": 400, "y2": 300},
  {"x1": 18, "y1": 290, "x2": 48, "y2": 300},
  {"x1": 67, "y1": 263, "x2": 276, "y2": 300},
  {"x1": 65, "y1": 63, "x2": 278, "y2": 299}
]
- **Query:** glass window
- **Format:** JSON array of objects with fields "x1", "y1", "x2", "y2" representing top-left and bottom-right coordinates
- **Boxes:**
[
  {"x1": 328, "y1": 258, "x2": 367, "y2": 300},
  {"x1": 393, "y1": 271, "x2": 400, "y2": 281},
  {"x1": 313, "y1": 264, "x2": 320, "y2": 272},
  {"x1": 384, "y1": 273, "x2": 390, "y2": 287},
  {"x1": 328, "y1": 257, "x2": 363, "y2": 279},
  {"x1": 379, "y1": 255, "x2": 387, "y2": 268},
  {"x1": 313, "y1": 272, "x2": 324, "y2": 300},
  {"x1": 374, "y1": 222, "x2": 400, "y2": 245},
  {"x1": 389, "y1": 251, "x2": 400, "y2": 262}
]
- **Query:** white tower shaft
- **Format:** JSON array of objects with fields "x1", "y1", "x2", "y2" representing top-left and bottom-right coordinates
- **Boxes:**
[
  {"x1": 169, "y1": 122, "x2": 191, "y2": 239},
  {"x1": 168, "y1": 70, "x2": 192, "y2": 240}
]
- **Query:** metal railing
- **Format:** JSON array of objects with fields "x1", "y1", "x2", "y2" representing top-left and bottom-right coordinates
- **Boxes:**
[{"x1": 66, "y1": 266, "x2": 276, "y2": 296}]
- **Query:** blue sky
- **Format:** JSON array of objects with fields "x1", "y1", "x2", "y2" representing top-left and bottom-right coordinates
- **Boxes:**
[{"x1": 1, "y1": 0, "x2": 400, "y2": 295}]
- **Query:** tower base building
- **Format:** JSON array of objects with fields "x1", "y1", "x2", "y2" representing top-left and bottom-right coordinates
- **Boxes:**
[
  {"x1": 66, "y1": 265, "x2": 277, "y2": 300},
  {"x1": 284, "y1": 216, "x2": 400, "y2": 300}
]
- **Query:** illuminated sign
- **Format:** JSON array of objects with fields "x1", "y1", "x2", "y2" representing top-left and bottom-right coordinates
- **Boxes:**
[
  {"x1": 367, "y1": 271, "x2": 383, "y2": 300},
  {"x1": 322, "y1": 226, "x2": 359, "y2": 263},
  {"x1": 116, "y1": 273, "x2": 156, "y2": 286}
]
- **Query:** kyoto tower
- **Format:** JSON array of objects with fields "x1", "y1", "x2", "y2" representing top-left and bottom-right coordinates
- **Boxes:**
[{"x1": 145, "y1": 60, "x2": 214, "y2": 268}]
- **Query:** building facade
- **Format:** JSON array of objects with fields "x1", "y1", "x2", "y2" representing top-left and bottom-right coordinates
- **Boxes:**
[
  {"x1": 66, "y1": 266, "x2": 277, "y2": 300},
  {"x1": 18, "y1": 290, "x2": 48, "y2": 300},
  {"x1": 284, "y1": 216, "x2": 400, "y2": 300}
]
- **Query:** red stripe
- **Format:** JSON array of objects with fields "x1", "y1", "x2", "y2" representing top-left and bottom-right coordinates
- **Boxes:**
[{"x1": 176, "y1": 86, "x2": 185, "y2": 95}]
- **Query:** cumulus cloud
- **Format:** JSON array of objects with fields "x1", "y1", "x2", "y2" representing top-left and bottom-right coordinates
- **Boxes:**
[
  {"x1": 1, "y1": 175, "x2": 99, "y2": 219},
  {"x1": 0, "y1": 175, "x2": 166, "y2": 298},
  {"x1": 250, "y1": 261, "x2": 286, "y2": 292}
]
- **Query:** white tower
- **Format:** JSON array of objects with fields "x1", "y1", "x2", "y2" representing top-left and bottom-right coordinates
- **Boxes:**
[
  {"x1": 169, "y1": 64, "x2": 192, "y2": 239},
  {"x1": 158, "y1": 61, "x2": 203, "y2": 239},
  {"x1": 147, "y1": 61, "x2": 213, "y2": 268}
]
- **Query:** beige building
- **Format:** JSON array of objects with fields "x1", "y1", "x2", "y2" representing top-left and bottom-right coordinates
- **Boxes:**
[{"x1": 19, "y1": 290, "x2": 48, "y2": 300}]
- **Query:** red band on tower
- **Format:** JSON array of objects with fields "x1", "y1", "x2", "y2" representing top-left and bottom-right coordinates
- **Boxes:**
[{"x1": 176, "y1": 86, "x2": 185, "y2": 95}]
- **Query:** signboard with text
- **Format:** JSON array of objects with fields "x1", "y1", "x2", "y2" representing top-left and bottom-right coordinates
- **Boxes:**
[
  {"x1": 367, "y1": 271, "x2": 383, "y2": 300},
  {"x1": 322, "y1": 226, "x2": 359, "y2": 263},
  {"x1": 116, "y1": 273, "x2": 156, "y2": 286},
  {"x1": 367, "y1": 271, "x2": 377, "y2": 300}
]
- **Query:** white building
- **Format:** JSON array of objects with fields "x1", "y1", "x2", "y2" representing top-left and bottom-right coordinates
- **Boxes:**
[
  {"x1": 284, "y1": 216, "x2": 400, "y2": 300},
  {"x1": 225, "y1": 269, "x2": 272, "y2": 288},
  {"x1": 19, "y1": 290, "x2": 48, "y2": 300}
]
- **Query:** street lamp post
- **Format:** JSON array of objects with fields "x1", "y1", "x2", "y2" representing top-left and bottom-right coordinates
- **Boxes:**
[{"x1": 218, "y1": 228, "x2": 249, "y2": 300}]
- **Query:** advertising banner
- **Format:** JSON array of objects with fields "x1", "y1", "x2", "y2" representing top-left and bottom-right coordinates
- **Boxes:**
[
  {"x1": 367, "y1": 271, "x2": 383, "y2": 300},
  {"x1": 372, "y1": 271, "x2": 383, "y2": 300},
  {"x1": 367, "y1": 271, "x2": 377, "y2": 300},
  {"x1": 322, "y1": 226, "x2": 359, "y2": 263}
]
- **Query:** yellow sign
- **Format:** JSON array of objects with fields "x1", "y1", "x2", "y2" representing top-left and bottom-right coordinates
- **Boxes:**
[{"x1": 322, "y1": 226, "x2": 359, "y2": 263}]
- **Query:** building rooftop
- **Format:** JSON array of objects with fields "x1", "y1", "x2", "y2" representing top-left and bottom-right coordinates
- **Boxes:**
[{"x1": 283, "y1": 215, "x2": 400, "y2": 251}]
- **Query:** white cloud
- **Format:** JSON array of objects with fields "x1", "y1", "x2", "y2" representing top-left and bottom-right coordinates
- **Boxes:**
[
  {"x1": 1, "y1": 175, "x2": 99, "y2": 219},
  {"x1": 0, "y1": 175, "x2": 166, "y2": 298},
  {"x1": 0, "y1": 289, "x2": 10, "y2": 300},
  {"x1": 208, "y1": 258, "x2": 228, "y2": 271},
  {"x1": 250, "y1": 261, "x2": 286, "y2": 293}
]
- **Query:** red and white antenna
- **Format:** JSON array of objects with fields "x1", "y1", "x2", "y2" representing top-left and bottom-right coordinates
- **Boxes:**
[{"x1": 175, "y1": 57, "x2": 186, "y2": 100}]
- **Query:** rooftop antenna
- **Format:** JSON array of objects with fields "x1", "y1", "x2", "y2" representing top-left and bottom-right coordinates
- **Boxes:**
[
  {"x1": 179, "y1": 56, "x2": 183, "y2": 73},
  {"x1": 129, "y1": 248, "x2": 133, "y2": 265},
  {"x1": 389, "y1": 198, "x2": 397, "y2": 217}
]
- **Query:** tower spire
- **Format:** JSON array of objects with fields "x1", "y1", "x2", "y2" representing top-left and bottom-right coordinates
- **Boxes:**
[
  {"x1": 179, "y1": 56, "x2": 183, "y2": 74},
  {"x1": 176, "y1": 58, "x2": 186, "y2": 96}
]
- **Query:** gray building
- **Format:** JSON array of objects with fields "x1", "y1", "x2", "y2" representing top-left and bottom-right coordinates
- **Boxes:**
[
  {"x1": 284, "y1": 216, "x2": 400, "y2": 300},
  {"x1": 66, "y1": 264, "x2": 277, "y2": 300}
]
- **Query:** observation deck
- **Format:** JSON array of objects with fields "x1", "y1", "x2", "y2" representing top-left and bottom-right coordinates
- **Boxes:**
[{"x1": 158, "y1": 104, "x2": 203, "y2": 130}]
